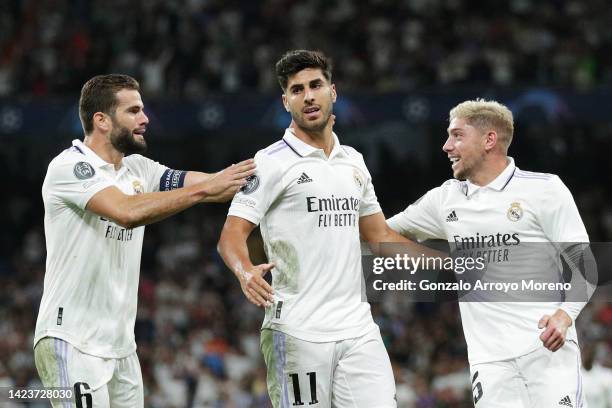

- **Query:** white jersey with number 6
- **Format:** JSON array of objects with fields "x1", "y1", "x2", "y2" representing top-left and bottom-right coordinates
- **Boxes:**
[{"x1": 35, "y1": 139, "x2": 168, "y2": 358}]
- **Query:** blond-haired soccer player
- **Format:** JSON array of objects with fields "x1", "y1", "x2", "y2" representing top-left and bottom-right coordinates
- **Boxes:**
[
  {"x1": 218, "y1": 50, "x2": 432, "y2": 408},
  {"x1": 388, "y1": 99, "x2": 590, "y2": 407},
  {"x1": 34, "y1": 74, "x2": 255, "y2": 407}
]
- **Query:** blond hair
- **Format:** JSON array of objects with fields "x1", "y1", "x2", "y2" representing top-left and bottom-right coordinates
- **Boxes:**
[{"x1": 449, "y1": 99, "x2": 514, "y2": 150}]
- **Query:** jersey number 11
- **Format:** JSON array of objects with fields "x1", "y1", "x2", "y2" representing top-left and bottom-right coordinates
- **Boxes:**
[{"x1": 289, "y1": 372, "x2": 318, "y2": 406}]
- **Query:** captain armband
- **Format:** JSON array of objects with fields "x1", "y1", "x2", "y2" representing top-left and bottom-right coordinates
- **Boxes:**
[{"x1": 159, "y1": 169, "x2": 187, "y2": 191}]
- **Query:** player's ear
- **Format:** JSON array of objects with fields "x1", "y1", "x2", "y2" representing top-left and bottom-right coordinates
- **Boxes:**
[
  {"x1": 282, "y1": 94, "x2": 290, "y2": 112},
  {"x1": 331, "y1": 83, "x2": 337, "y2": 103},
  {"x1": 93, "y1": 112, "x2": 110, "y2": 132},
  {"x1": 484, "y1": 130, "x2": 497, "y2": 152}
]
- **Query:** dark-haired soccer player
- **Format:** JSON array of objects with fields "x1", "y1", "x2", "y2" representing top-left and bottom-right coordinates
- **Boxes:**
[
  {"x1": 218, "y1": 50, "x2": 429, "y2": 408},
  {"x1": 34, "y1": 74, "x2": 255, "y2": 407}
]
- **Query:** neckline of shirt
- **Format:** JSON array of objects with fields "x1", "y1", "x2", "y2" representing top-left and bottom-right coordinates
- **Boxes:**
[
  {"x1": 72, "y1": 139, "x2": 128, "y2": 176},
  {"x1": 464, "y1": 157, "x2": 516, "y2": 196},
  {"x1": 282, "y1": 128, "x2": 348, "y2": 160}
]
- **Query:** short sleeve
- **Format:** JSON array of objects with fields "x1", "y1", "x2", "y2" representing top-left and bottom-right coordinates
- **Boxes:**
[
  {"x1": 539, "y1": 176, "x2": 589, "y2": 243},
  {"x1": 123, "y1": 154, "x2": 169, "y2": 192},
  {"x1": 227, "y1": 152, "x2": 284, "y2": 225},
  {"x1": 387, "y1": 186, "x2": 446, "y2": 241},
  {"x1": 44, "y1": 159, "x2": 114, "y2": 211},
  {"x1": 359, "y1": 163, "x2": 382, "y2": 217}
]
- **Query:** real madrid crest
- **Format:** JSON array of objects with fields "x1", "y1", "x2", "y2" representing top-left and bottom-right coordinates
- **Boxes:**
[
  {"x1": 132, "y1": 180, "x2": 144, "y2": 195},
  {"x1": 507, "y1": 202, "x2": 523, "y2": 222},
  {"x1": 353, "y1": 169, "x2": 363, "y2": 189}
]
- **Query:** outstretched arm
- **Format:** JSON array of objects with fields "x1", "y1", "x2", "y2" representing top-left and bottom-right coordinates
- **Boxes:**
[
  {"x1": 218, "y1": 215, "x2": 275, "y2": 307},
  {"x1": 360, "y1": 211, "x2": 446, "y2": 258},
  {"x1": 184, "y1": 171, "x2": 215, "y2": 185},
  {"x1": 87, "y1": 159, "x2": 255, "y2": 228}
]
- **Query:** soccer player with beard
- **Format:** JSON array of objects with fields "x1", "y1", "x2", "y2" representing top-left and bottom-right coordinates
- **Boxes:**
[
  {"x1": 34, "y1": 74, "x2": 255, "y2": 407},
  {"x1": 218, "y1": 50, "x2": 428, "y2": 407}
]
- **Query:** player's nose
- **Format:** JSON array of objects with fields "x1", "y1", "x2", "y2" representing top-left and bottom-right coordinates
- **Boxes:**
[
  {"x1": 304, "y1": 87, "x2": 315, "y2": 103},
  {"x1": 442, "y1": 136, "x2": 453, "y2": 152}
]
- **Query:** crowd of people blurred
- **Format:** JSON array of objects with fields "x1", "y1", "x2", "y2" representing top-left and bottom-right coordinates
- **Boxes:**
[{"x1": 1, "y1": 0, "x2": 612, "y2": 97}]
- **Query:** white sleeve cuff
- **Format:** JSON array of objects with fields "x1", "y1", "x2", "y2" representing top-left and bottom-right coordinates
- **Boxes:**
[{"x1": 559, "y1": 302, "x2": 587, "y2": 322}]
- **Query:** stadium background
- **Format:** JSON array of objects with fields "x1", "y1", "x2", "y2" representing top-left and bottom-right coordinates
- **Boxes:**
[{"x1": 0, "y1": 0, "x2": 611, "y2": 406}]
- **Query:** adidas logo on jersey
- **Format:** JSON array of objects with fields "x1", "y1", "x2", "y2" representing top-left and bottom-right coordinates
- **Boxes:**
[
  {"x1": 297, "y1": 172, "x2": 313, "y2": 184},
  {"x1": 558, "y1": 396, "x2": 572, "y2": 407},
  {"x1": 446, "y1": 210, "x2": 458, "y2": 222}
]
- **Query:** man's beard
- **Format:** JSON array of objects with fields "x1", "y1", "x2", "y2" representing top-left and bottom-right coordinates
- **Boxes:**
[
  {"x1": 110, "y1": 124, "x2": 147, "y2": 155},
  {"x1": 454, "y1": 151, "x2": 485, "y2": 181},
  {"x1": 292, "y1": 105, "x2": 332, "y2": 133}
]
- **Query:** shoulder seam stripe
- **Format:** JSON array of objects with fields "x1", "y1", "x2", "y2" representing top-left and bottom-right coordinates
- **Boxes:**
[
  {"x1": 262, "y1": 140, "x2": 285, "y2": 153},
  {"x1": 266, "y1": 144, "x2": 289, "y2": 155},
  {"x1": 515, "y1": 170, "x2": 552, "y2": 177},
  {"x1": 514, "y1": 175, "x2": 552, "y2": 180},
  {"x1": 341, "y1": 145, "x2": 352, "y2": 155},
  {"x1": 516, "y1": 169, "x2": 549, "y2": 174},
  {"x1": 514, "y1": 172, "x2": 552, "y2": 177}
]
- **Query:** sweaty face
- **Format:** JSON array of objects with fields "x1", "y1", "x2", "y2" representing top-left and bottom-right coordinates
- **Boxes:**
[
  {"x1": 283, "y1": 68, "x2": 336, "y2": 133},
  {"x1": 443, "y1": 117, "x2": 487, "y2": 181},
  {"x1": 109, "y1": 89, "x2": 149, "y2": 155}
]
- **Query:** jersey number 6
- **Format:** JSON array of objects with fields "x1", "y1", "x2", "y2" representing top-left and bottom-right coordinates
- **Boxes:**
[{"x1": 472, "y1": 371, "x2": 483, "y2": 404}]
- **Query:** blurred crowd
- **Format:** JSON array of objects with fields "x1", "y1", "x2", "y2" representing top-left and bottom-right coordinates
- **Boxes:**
[{"x1": 1, "y1": 0, "x2": 612, "y2": 97}]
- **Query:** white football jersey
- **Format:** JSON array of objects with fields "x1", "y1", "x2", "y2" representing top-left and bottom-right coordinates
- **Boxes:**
[
  {"x1": 228, "y1": 129, "x2": 380, "y2": 342},
  {"x1": 388, "y1": 158, "x2": 589, "y2": 364},
  {"x1": 35, "y1": 139, "x2": 169, "y2": 358}
]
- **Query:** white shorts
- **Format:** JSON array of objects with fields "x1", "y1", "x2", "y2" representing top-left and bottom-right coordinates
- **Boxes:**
[
  {"x1": 470, "y1": 340, "x2": 586, "y2": 408},
  {"x1": 34, "y1": 337, "x2": 143, "y2": 408},
  {"x1": 261, "y1": 327, "x2": 396, "y2": 408}
]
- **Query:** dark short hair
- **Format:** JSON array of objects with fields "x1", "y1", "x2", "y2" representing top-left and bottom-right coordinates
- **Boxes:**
[
  {"x1": 79, "y1": 74, "x2": 140, "y2": 134},
  {"x1": 275, "y1": 50, "x2": 332, "y2": 91}
]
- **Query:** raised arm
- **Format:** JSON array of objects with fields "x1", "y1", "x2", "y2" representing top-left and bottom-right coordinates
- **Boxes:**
[
  {"x1": 87, "y1": 159, "x2": 255, "y2": 229},
  {"x1": 218, "y1": 215, "x2": 275, "y2": 307}
]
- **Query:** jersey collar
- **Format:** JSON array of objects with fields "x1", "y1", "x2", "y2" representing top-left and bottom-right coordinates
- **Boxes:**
[
  {"x1": 465, "y1": 157, "x2": 516, "y2": 196},
  {"x1": 282, "y1": 128, "x2": 347, "y2": 160},
  {"x1": 72, "y1": 139, "x2": 115, "y2": 169}
]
